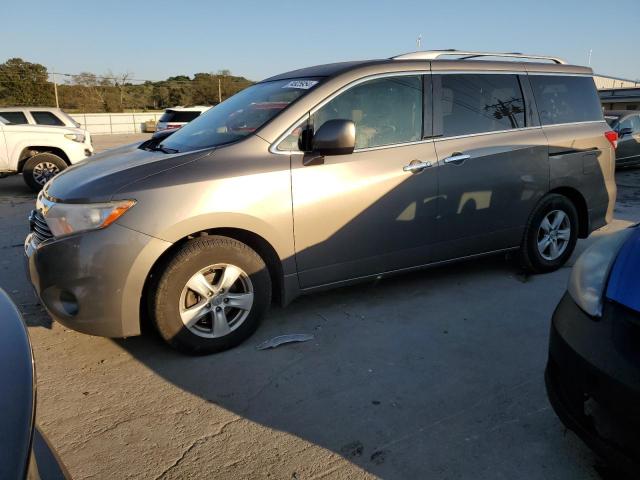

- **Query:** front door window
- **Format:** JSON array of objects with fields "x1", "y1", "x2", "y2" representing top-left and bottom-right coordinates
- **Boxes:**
[{"x1": 311, "y1": 75, "x2": 423, "y2": 149}]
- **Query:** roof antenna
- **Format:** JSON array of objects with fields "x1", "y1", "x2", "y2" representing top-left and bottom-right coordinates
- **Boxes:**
[{"x1": 416, "y1": 34, "x2": 422, "y2": 49}]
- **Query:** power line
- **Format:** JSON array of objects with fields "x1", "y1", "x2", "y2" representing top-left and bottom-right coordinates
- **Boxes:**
[{"x1": 0, "y1": 70, "x2": 248, "y2": 86}]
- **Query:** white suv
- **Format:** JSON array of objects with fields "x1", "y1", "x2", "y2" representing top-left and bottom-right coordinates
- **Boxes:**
[
  {"x1": 0, "y1": 116, "x2": 94, "y2": 191},
  {"x1": 156, "y1": 106, "x2": 211, "y2": 132},
  {"x1": 0, "y1": 107, "x2": 82, "y2": 129}
]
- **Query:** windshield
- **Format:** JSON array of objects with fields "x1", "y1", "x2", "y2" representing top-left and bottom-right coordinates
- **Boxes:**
[
  {"x1": 160, "y1": 78, "x2": 321, "y2": 152},
  {"x1": 59, "y1": 110, "x2": 81, "y2": 128}
]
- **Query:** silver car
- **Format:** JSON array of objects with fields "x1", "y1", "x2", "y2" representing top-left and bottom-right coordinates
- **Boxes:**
[{"x1": 25, "y1": 50, "x2": 618, "y2": 354}]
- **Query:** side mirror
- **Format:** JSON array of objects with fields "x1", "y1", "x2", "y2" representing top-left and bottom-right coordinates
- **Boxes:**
[
  {"x1": 312, "y1": 119, "x2": 356, "y2": 156},
  {"x1": 619, "y1": 127, "x2": 633, "y2": 138}
]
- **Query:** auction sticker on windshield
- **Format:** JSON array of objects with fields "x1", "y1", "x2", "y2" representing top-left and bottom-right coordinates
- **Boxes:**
[{"x1": 283, "y1": 80, "x2": 318, "y2": 89}]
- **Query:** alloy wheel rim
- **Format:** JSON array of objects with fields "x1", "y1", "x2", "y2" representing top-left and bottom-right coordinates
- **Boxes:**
[
  {"x1": 179, "y1": 263, "x2": 254, "y2": 339},
  {"x1": 537, "y1": 209, "x2": 571, "y2": 261},
  {"x1": 32, "y1": 161, "x2": 60, "y2": 185}
]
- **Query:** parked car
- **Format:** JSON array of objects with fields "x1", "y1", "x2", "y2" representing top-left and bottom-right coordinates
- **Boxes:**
[
  {"x1": 155, "y1": 106, "x2": 211, "y2": 132},
  {"x1": 0, "y1": 107, "x2": 81, "y2": 129},
  {"x1": 0, "y1": 289, "x2": 70, "y2": 479},
  {"x1": 546, "y1": 224, "x2": 640, "y2": 477},
  {"x1": 25, "y1": 50, "x2": 617, "y2": 355},
  {"x1": 605, "y1": 110, "x2": 640, "y2": 167},
  {"x1": 0, "y1": 116, "x2": 94, "y2": 191}
]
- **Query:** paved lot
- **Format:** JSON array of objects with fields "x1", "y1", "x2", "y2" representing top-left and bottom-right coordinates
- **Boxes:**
[
  {"x1": 91, "y1": 133, "x2": 153, "y2": 151},
  {"x1": 1, "y1": 135, "x2": 639, "y2": 479}
]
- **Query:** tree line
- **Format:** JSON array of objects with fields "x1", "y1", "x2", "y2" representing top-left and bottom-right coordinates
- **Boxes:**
[{"x1": 0, "y1": 58, "x2": 254, "y2": 112}]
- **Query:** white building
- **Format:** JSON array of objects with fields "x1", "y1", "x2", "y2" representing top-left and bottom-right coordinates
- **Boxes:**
[{"x1": 593, "y1": 74, "x2": 639, "y2": 90}]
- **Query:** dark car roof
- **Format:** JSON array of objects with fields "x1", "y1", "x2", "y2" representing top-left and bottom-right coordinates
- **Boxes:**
[
  {"x1": 261, "y1": 56, "x2": 591, "y2": 84},
  {"x1": 262, "y1": 60, "x2": 388, "y2": 82}
]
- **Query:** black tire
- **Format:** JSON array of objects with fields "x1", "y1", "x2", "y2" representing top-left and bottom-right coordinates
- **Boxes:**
[
  {"x1": 519, "y1": 193, "x2": 579, "y2": 273},
  {"x1": 23, "y1": 153, "x2": 67, "y2": 191},
  {"x1": 151, "y1": 236, "x2": 271, "y2": 355}
]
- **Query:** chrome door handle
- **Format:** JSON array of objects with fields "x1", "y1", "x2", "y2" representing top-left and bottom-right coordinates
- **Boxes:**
[
  {"x1": 444, "y1": 153, "x2": 471, "y2": 164},
  {"x1": 403, "y1": 160, "x2": 432, "y2": 173}
]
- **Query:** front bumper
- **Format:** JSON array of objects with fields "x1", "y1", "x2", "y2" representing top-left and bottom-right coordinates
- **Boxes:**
[
  {"x1": 66, "y1": 140, "x2": 94, "y2": 164},
  {"x1": 546, "y1": 293, "x2": 640, "y2": 476},
  {"x1": 25, "y1": 223, "x2": 171, "y2": 338}
]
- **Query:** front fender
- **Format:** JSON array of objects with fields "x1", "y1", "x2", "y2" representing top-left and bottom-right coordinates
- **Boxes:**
[{"x1": 154, "y1": 211, "x2": 297, "y2": 274}]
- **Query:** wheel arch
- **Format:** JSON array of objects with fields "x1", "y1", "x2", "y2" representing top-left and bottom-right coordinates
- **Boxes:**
[
  {"x1": 141, "y1": 227, "x2": 292, "y2": 331},
  {"x1": 548, "y1": 186, "x2": 590, "y2": 238},
  {"x1": 18, "y1": 147, "x2": 70, "y2": 172}
]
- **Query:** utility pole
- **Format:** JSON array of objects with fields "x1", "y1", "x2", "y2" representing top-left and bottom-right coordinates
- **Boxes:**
[
  {"x1": 52, "y1": 71, "x2": 59, "y2": 108},
  {"x1": 417, "y1": 34, "x2": 422, "y2": 49},
  {"x1": 588, "y1": 49, "x2": 593, "y2": 66},
  {"x1": 218, "y1": 77, "x2": 222, "y2": 104}
]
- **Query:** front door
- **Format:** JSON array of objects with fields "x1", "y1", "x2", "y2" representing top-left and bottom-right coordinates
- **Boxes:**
[
  {"x1": 432, "y1": 72, "x2": 549, "y2": 260},
  {"x1": 290, "y1": 74, "x2": 440, "y2": 288}
]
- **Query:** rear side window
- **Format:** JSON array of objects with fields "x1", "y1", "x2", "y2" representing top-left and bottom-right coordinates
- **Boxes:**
[
  {"x1": 529, "y1": 75, "x2": 603, "y2": 125},
  {"x1": 437, "y1": 74, "x2": 525, "y2": 137},
  {"x1": 311, "y1": 75, "x2": 423, "y2": 149},
  {"x1": 0, "y1": 111, "x2": 28, "y2": 124},
  {"x1": 159, "y1": 110, "x2": 202, "y2": 123},
  {"x1": 31, "y1": 111, "x2": 65, "y2": 126}
]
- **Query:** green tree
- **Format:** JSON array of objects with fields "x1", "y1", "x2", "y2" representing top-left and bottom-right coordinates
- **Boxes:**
[
  {"x1": 0, "y1": 58, "x2": 54, "y2": 106},
  {"x1": 192, "y1": 73, "x2": 218, "y2": 104}
]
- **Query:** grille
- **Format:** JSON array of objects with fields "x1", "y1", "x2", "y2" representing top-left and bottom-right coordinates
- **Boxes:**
[{"x1": 29, "y1": 210, "x2": 53, "y2": 243}]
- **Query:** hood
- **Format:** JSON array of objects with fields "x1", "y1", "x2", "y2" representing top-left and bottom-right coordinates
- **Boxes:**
[
  {"x1": 606, "y1": 224, "x2": 640, "y2": 313},
  {"x1": 46, "y1": 142, "x2": 212, "y2": 203}
]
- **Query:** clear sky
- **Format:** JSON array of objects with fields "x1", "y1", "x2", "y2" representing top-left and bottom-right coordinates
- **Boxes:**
[{"x1": 2, "y1": 0, "x2": 639, "y2": 82}]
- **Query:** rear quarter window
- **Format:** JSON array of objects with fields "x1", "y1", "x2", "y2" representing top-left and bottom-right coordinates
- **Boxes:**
[
  {"x1": 0, "y1": 111, "x2": 28, "y2": 124},
  {"x1": 529, "y1": 75, "x2": 603, "y2": 126},
  {"x1": 31, "y1": 111, "x2": 65, "y2": 126}
]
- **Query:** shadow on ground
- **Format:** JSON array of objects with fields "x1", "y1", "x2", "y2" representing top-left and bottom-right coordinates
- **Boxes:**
[{"x1": 115, "y1": 253, "x2": 602, "y2": 479}]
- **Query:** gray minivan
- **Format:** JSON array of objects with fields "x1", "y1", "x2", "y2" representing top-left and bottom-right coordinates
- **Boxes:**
[{"x1": 25, "y1": 50, "x2": 617, "y2": 354}]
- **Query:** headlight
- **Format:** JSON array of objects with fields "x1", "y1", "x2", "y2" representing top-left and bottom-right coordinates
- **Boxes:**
[
  {"x1": 64, "y1": 133, "x2": 86, "y2": 143},
  {"x1": 568, "y1": 229, "x2": 633, "y2": 316},
  {"x1": 42, "y1": 200, "x2": 136, "y2": 238}
]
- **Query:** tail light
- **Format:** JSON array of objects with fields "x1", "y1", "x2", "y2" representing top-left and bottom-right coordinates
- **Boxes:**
[{"x1": 605, "y1": 130, "x2": 618, "y2": 149}]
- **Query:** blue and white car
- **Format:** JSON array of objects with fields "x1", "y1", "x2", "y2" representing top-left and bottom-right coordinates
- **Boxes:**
[{"x1": 546, "y1": 224, "x2": 640, "y2": 476}]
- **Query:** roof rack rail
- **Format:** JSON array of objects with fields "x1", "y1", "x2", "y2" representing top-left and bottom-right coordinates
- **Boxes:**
[{"x1": 391, "y1": 49, "x2": 567, "y2": 65}]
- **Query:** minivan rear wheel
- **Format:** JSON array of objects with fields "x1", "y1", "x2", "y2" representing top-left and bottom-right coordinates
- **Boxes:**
[
  {"x1": 151, "y1": 236, "x2": 271, "y2": 355},
  {"x1": 23, "y1": 153, "x2": 67, "y2": 191},
  {"x1": 519, "y1": 194, "x2": 578, "y2": 273}
]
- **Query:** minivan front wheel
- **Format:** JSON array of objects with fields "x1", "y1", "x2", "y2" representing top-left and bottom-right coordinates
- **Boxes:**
[
  {"x1": 151, "y1": 236, "x2": 271, "y2": 355},
  {"x1": 520, "y1": 194, "x2": 578, "y2": 273}
]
